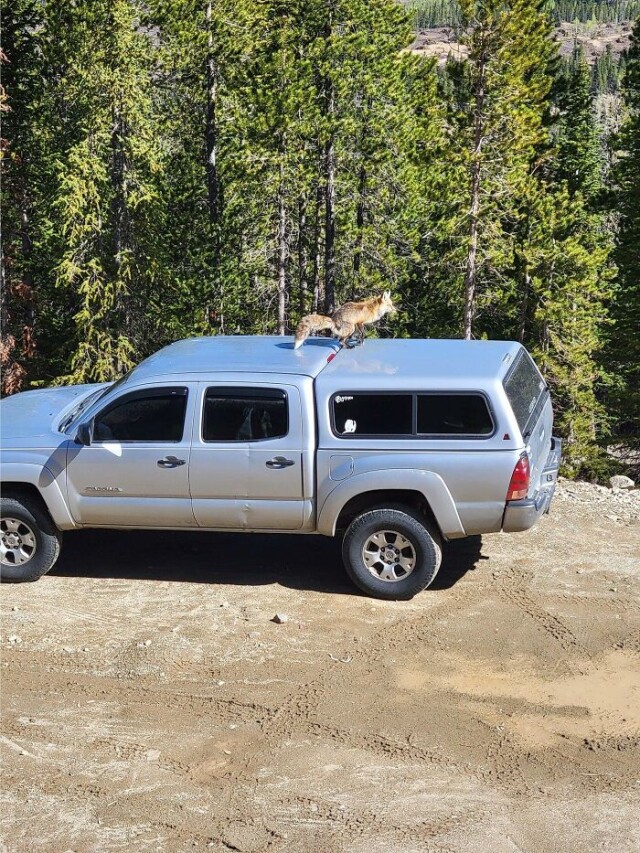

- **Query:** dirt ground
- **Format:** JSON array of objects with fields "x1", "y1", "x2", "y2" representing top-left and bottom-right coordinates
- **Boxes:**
[{"x1": 1, "y1": 480, "x2": 639, "y2": 853}]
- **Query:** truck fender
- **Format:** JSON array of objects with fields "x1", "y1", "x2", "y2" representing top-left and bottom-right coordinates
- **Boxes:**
[
  {"x1": 1, "y1": 461, "x2": 77, "y2": 530},
  {"x1": 317, "y1": 469, "x2": 466, "y2": 539}
]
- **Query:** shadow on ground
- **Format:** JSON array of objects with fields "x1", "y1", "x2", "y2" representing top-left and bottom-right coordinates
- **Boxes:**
[{"x1": 52, "y1": 529, "x2": 485, "y2": 595}]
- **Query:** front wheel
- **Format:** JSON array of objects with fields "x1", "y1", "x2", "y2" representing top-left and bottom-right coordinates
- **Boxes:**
[
  {"x1": 0, "y1": 497, "x2": 62, "y2": 583},
  {"x1": 342, "y1": 507, "x2": 442, "y2": 600}
]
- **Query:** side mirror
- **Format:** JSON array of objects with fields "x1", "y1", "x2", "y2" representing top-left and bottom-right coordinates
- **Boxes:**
[{"x1": 75, "y1": 422, "x2": 92, "y2": 446}]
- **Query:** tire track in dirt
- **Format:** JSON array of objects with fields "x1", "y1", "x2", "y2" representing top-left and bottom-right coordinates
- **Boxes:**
[
  {"x1": 615, "y1": 629, "x2": 640, "y2": 653},
  {"x1": 1, "y1": 659, "x2": 277, "y2": 733},
  {"x1": 262, "y1": 585, "x2": 479, "y2": 745},
  {"x1": 301, "y1": 720, "x2": 467, "y2": 771},
  {"x1": 494, "y1": 568, "x2": 591, "y2": 656},
  {"x1": 563, "y1": 592, "x2": 640, "y2": 615},
  {"x1": 273, "y1": 793, "x2": 485, "y2": 849},
  {"x1": 205, "y1": 585, "x2": 494, "y2": 850},
  {"x1": 483, "y1": 724, "x2": 549, "y2": 798}
]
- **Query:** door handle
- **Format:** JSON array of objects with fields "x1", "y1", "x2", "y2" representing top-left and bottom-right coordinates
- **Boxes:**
[
  {"x1": 157, "y1": 456, "x2": 186, "y2": 468},
  {"x1": 266, "y1": 456, "x2": 295, "y2": 469}
]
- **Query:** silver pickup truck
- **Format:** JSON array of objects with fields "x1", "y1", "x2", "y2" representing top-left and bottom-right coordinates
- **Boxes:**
[{"x1": 0, "y1": 336, "x2": 561, "y2": 599}]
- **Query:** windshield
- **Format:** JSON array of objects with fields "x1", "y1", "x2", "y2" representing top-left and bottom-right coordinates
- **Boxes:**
[{"x1": 59, "y1": 372, "x2": 132, "y2": 433}]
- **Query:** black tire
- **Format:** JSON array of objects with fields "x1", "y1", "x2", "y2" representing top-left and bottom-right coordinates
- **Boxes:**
[
  {"x1": 0, "y1": 496, "x2": 62, "y2": 583},
  {"x1": 342, "y1": 506, "x2": 442, "y2": 600}
]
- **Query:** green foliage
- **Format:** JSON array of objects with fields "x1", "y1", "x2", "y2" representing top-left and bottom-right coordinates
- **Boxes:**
[
  {"x1": 608, "y1": 16, "x2": 640, "y2": 465},
  {"x1": 522, "y1": 185, "x2": 614, "y2": 474},
  {"x1": 403, "y1": 0, "x2": 640, "y2": 28},
  {"x1": 431, "y1": 0, "x2": 557, "y2": 338},
  {"x1": 591, "y1": 45, "x2": 625, "y2": 94},
  {"x1": 552, "y1": 0, "x2": 640, "y2": 23},
  {"x1": 554, "y1": 45, "x2": 604, "y2": 200}
]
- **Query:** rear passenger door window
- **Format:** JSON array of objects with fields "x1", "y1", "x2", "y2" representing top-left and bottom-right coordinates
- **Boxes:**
[{"x1": 203, "y1": 388, "x2": 288, "y2": 442}]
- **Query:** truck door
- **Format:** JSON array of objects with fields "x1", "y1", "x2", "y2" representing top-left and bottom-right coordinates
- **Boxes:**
[
  {"x1": 190, "y1": 384, "x2": 305, "y2": 530},
  {"x1": 66, "y1": 385, "x2": 195, "y2": 527}
]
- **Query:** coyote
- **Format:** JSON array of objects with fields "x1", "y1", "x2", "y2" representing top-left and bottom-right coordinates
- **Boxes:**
[{"x1": 293, "y1": 291, "x2": 396, "y2": 349}]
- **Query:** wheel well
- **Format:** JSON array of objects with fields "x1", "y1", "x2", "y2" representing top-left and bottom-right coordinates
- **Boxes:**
[
  {"x1": 335, "y1": 490, "x2": 441, "y2": 536},
  {"x1": 1, "y1": 482, "x2": 56, "y2": 526}
]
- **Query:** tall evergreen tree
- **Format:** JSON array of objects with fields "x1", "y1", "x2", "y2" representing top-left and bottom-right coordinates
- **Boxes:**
[
  {"x1": 149, "y1": 0, "x2": 268, "y2": 336},
  {"x1": 610, "y1": 16, "x2": 640, "y2": 462},
  {"x1": 519, "y1": 37, "x2": 613, "y2": 472},
  {"x1": 434, "y1": 0, "x2": 556, "y2": 339},
  {"x1": 42, "y1": 0, "x2": 165, "y2": 382},
  {"x1": 555, "y1": 44, "x2": 603, "y2": 200},
  {"x1": 1, "y1": 1, "x2": 47, "y2": 392}
]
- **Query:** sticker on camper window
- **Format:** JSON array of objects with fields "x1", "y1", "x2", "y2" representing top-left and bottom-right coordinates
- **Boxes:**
[
  {"x1": 335, "y1": 395, "x2": 353, "y2": 404},
  {"x1": 343, "y1": 419, "x2": 357, "y2": 433}
]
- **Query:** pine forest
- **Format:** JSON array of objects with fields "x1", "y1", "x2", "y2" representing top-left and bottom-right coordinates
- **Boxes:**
[{"x1": 2, "y1": 0, "x2": 640, "y2": 477}]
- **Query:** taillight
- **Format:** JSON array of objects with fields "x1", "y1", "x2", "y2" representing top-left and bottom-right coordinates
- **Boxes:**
[{"x1": 506, "y1": 454, "x2": 530, "y2": 501}]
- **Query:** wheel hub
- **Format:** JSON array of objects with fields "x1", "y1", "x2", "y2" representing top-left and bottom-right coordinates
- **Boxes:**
[
  {"x1": 362, "y1": 530, "x2": 416, "y2": 583},
  {"x1": 0, "y1": 517, "x2": 37, "y2": 566}
]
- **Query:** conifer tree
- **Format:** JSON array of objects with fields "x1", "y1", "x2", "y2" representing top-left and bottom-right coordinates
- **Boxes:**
[
  {"x1": 610, "y1": 16, "x2": 640, "y2": 460},
  {"x1": 513, "y1": 181, "x2": 613, "y2": 473},
  {"x1": 555, "y1": 45, "x2": 603, "y2": 201},
  {"x1": 42, "y1": 0, "x2": 164, "y2": 382},
  {"x1": 1, "y1": 1, "x2": 43, "y2": 393},
  {"x1": 437, "y1": 0, "x2": 556, "y2": 339},
  {"x1": 149, "y1": 0, "x2": 268, "y2": 336},
  {"x1": 516, "y1": 35, "x2": 614, "y2": 473}
]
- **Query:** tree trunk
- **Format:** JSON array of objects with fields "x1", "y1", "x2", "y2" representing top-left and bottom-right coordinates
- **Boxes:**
[
  {"x1": 312, "y1": 183, "x2": 323, "y2": 313},
  {"x1": 353, "y1": 161, "x2": 367, "y2": 299},
  {"x1": 463, "y1": 45, "x2": 486, "y2": 341},
  {"x1": 323, "y1": 9, "x2": 336, "y2": 315},
  {"x1": 20, "y1": 207, "x2": 36, "y2": 355},
  {"x1": 111, "y1": 101, "x2": 131, "y2": 356},
  {"x1": 298, "y1": 196, "x2": 308, "y2": 316},
  {"x1": 516, "y1": 215, "x2": 532, "y2": 343},
  {"x1": 205, "y1": 0, "x2": 220, "y2": 225},
  {"x1": 277, "y1": 157, "x2": 287, "y2": 335},
  {"x1": 111, "y1": 107, "x2": 127, "y2": 263},
  {"x1": 324, "y1": 129, "x2": 336, "y2": 314}
]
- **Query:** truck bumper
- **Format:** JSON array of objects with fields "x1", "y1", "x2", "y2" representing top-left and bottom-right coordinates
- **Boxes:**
[{"x1": 502, "y1": 437, "x2": 562, "y2": 533}]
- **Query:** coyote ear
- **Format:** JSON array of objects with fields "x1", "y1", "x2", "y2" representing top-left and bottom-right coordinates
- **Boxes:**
[{"x1": 383, "y1": 289, "x2": 390, "y2": 299}]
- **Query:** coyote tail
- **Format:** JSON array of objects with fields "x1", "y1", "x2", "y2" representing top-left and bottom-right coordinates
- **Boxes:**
[{"x1": 293, "y1": 313, "x2": 337, "y2": 349}]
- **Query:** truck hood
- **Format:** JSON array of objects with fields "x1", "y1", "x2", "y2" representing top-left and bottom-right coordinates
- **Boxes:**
[{"x1": 0, "y1": 384, "x2": 106, "y2": 441}]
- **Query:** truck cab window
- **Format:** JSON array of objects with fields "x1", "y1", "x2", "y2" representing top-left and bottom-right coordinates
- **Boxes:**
[
  {"x1": 203, "y1": 388, "x2": 288, "y2": 442},
  {"x1": 93, "y1": 389, "x2": 187, "y2": 442}
]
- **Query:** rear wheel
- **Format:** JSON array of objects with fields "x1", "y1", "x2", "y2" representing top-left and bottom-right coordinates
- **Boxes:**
[
  {"x1": 0, "y1": 497, "x2": 62, "y2": 582},
  {"x1": 342, "y1": 506, "x2": 442, "y2": 600}
]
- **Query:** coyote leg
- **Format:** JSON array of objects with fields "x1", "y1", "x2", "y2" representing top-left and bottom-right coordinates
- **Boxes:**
[{"x1": 338, "y1": 322, "x2": 356, "y2": 348}]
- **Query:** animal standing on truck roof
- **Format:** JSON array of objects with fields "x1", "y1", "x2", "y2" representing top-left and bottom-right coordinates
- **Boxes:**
[{"x1": 294, "y1": 291, "x2": 396, "y2": 349}]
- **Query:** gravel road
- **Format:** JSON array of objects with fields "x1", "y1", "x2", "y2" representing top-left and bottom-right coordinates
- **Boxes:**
[{"x1": 1, "y1": 480, "x2": 639, "y2": 852}]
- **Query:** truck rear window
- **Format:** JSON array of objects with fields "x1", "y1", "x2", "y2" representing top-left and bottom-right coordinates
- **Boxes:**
[{"x1": 503, "y1": 351, "x2": 546, "y2": 434}]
